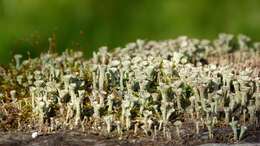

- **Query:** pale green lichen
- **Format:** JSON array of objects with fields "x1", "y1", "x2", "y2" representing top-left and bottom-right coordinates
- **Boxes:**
[{"x1": 0, "y1": 34, "x2": 259, "y2": 143}]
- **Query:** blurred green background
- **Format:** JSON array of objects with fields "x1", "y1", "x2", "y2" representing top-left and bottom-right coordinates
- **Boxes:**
[{"x1": 0, "y1": 0, "x2": 260, "y2": 65}]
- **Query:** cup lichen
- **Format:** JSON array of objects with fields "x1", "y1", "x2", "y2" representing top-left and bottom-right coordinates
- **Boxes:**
[{"x1": 0, "y1": 34, "x2": 259, "y2": 143}]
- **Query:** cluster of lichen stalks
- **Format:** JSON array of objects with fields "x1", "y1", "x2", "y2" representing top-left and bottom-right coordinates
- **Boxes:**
[{"x1": 0, "y1": 34, "x2": 260, "y2": 142}]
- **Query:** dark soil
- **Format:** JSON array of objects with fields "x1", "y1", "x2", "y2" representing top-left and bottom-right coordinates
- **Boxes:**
[{"x1": 0, "y1": 123, "x2": 260, "y2": 146}]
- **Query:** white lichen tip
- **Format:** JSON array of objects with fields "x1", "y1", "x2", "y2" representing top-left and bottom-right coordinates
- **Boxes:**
[{"x1": 32, "y1": 132, "x2": 38, "y2": 139}]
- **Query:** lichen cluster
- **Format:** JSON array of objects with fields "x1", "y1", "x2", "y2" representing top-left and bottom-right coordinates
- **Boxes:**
[{"x1": 0, "y1": 33, "x2": 259, "y2": 142}]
